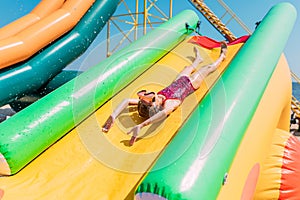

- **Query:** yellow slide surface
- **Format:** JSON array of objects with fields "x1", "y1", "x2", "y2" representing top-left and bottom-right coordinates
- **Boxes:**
[{"x1": 0, "y1": 39, "x2": 241, "y2": 199}]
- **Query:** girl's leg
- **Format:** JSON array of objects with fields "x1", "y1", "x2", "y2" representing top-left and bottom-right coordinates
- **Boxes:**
[
  {"x1": 177, "y1": 47, "x2": 203, "y2": 78},
  {"x1": 190, "y1": 41, "x2": 227, "y2": 89}
]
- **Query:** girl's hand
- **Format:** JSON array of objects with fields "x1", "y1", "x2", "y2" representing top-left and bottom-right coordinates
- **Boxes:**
[
  {"x1": 102, "y1": 116, "x2": 114, "y2": 133},
  {"x1": 127, "y1": 125, "x2": 141, "y2": 145}
]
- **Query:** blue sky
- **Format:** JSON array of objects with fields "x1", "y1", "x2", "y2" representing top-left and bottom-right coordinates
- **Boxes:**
[{"x1": 0, "y1": 0, "x2": 299, "y2": 77}]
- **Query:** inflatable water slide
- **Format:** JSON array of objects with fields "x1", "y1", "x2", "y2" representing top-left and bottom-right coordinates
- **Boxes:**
[{"x1": 0, "y1": 1, "x2": 299, "y2": 199}]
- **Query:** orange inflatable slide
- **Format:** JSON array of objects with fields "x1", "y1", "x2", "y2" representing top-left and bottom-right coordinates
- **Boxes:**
[
  {"x1": 0, "y1": 0, "x2": 65, "y2": 40},
  {"x1": 0, "y1": 0, "x2": 95, "y2": 69}
]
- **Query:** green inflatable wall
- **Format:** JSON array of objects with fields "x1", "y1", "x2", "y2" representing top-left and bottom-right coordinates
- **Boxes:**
[
  {"x1": 0, "y1": 10, "x2": 199, "y2": 175},
  {"x1": 136, "y1": 3, "x2": 296, "y2": 199}
]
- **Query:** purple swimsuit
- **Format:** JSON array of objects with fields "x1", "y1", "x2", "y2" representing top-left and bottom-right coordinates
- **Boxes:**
[{"x1": 158, "y1": 76, "x2": 196, "y2": 103}]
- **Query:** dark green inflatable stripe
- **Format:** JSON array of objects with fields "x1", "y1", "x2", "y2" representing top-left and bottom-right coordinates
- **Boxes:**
[
  {"x1": 136, "y1": 3, "x2": 296, "y2": 199},
  {"x1": 8, "y1": 70, "x2": 83, "y2": 112},
  {"x1": 0, "y1": 0, "x2": 118, "y2": 107},
  {"x1": 0, "y1": 10, "x2": 199, "y2": 174},
  {"x1": 43, "y1": 70, "x2": 83, "y2": 94}
]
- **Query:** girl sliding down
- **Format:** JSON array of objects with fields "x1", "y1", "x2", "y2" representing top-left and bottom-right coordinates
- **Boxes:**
[{"x1": 102, "y1": 42, "x2": 227, "y2": 146}]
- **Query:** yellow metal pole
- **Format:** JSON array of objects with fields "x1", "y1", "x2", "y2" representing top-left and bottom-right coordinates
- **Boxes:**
[
  {"x1": 169, "y1": 0, "x2": 173, "y2": 18},
  {"x1": 291, "y1": 71, "x2": 300, "y2": 83},
  {"x1": 135, "y1": 0, "x2": 139, "y2": 40},
  {"x1": 143, "y1": 0, "x2": 147, "y2": 35}
]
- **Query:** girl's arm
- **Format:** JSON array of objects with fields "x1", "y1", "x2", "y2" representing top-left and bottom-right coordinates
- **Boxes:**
[
  {"x1": 102, "y1": 98, "x2": 139, "y2": 132},
  {"x1": 127, "y1": 107, "x2": 174, "y2": 146}
]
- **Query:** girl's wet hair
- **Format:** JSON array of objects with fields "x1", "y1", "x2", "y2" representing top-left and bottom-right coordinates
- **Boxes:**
[
  {"x1": 137, "y1": 99, "x2": 162, "y2": 118},
  {"x1": 137, "y1": 89, "x2": 162, "y2": 118},
  {"x1": 137, "y1": 100, "x2": 150, "y2": 118}
]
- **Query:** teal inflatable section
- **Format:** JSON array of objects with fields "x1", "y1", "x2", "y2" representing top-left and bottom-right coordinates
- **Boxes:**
[
  {"x1": 43, "y1": 70, "x2": 83, "y2": 94},
  {"x1": 0, "y1": 0, "x2": 118, "y2": 107},
  {"x1": 9, "y1": 70, "x2": 83, "y2": 112},
  {"x1": 136, "y1": 3, "x2": 296, "y2": 199},
  {"x1": 0, "y1": 10, "x2": 199, "y2": 175}
]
